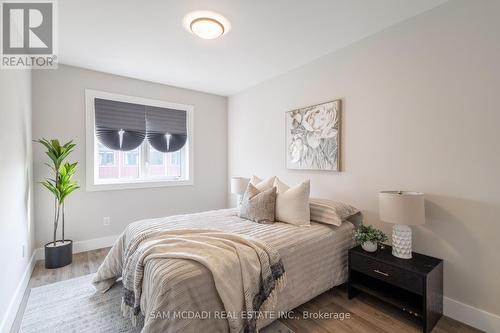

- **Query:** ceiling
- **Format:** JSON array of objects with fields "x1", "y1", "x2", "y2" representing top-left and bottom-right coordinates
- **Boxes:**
[{"x1": 59, "y1": 0, "x2": 446, "y2": 96}]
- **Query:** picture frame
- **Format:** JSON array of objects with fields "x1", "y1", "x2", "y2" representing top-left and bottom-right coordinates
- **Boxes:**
[{"x1": 285, "y1": 99, "x2": 341, "y2": 171}]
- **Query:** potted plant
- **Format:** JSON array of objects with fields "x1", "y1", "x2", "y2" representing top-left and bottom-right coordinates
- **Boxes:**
[
  {"x1": 354, "y1": 225, "x2": 388, "y2": 252},
  {"x1": 35, "y1": 139, "x2": 79, "y2": 269}
]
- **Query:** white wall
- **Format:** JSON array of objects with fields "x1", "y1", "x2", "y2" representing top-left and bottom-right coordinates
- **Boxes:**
[
  {"x1": 32, "y1": 65, "x2": 227, "y2": 247},
  {"x1": 0, "y1": 70, "x2": 34, "y2": 331},
  {"x1": 228, "y1": 0, "x2": 500, "y2": 324}
]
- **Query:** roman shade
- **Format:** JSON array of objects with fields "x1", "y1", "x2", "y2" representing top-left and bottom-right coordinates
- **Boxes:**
[
  {"x1": 94, "y1": 98, "x2": 188, "y2": 152},
  {"x1": 94, "y1": 98, "x2": 146, "y2": 151},
  {"x1": 146, "y1": 106, "x2": 187, "y2": 153}
]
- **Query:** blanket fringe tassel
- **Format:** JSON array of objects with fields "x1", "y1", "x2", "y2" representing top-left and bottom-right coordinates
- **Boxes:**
[
  {"x1": 258, "y1": 272, "x2": 287, "y2": 313},
  {"x1": 255, "y1": 273, "x2": 287, "y2": 333},
  {"x1": 121, "y1": 298, "x2": 140, "y2": 327}
]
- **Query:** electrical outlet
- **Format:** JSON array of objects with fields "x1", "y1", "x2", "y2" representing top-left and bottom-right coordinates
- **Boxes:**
[{"x1": 103, "y1": 216, "x2": 111, "y2": 226}]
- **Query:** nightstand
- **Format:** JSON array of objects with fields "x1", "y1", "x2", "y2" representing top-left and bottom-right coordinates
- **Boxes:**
[{"x1": 348, "y1": 245, "x2": 443, "y2": 333}]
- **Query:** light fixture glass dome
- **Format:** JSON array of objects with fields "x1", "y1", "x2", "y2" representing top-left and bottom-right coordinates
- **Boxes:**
[
  {"x1": 190, "y1": 17, "x2": 224, "y2": 39},
  {"x1": 183, "y1": 11, "x2": 231, "y2": 40}
]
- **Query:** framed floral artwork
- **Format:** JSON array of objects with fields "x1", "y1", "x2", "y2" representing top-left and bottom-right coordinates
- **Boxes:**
[{"x1": 285, "y1": 100, "x2": 341, "y2": 171}]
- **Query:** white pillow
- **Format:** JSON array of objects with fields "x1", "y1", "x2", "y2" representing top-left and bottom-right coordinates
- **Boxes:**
[
  {"x1": 273, "y1": 178, "x2": 311, "y2": 226},
  {"x1": 249, "y1": 175, "x2": 276, "y2": 191},
  {"x1": 309, "y1": 198, "x2": 359, "y2": 226}
]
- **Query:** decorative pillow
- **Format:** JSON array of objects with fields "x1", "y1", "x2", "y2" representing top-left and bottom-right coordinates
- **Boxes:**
[
  {"x1": 273, "y1": 178, "x2": 311, "y2": 226},
  {"x1": 309, "y1": 198, "x2": 359, "y2": 226},
  {"x1": 249, "y1": 175, "x2": 276, "y2": 191},
  {"x1": 239, "y1": 183, "x2": 277, "y2": 223}
]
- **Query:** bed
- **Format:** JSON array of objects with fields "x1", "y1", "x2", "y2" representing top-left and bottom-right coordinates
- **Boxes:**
[{"x1": 94, "y1": 208, "x2": 356, "y2": 332}]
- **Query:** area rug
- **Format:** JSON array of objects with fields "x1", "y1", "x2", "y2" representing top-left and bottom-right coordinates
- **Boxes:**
[{"x1": 20, "y1": 274, "x2": 293, "y2": 333}]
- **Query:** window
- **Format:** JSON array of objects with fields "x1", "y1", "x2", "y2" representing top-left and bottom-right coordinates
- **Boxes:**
[
  {"x1": 99, "y1": 152, "x2": 115, "y2": 166},
  {"x1": 149, "y1": 147, "x2": 164, "y2": 166},
  {"x1": 124, "y1": 150, "x2": 139, "y2": 166},
  {"x1": 98, "y1": 145, "x2": 115, "y2": 166},
  {"x1": 85, "y1": 90, "x2": 193, "y2": 191}
]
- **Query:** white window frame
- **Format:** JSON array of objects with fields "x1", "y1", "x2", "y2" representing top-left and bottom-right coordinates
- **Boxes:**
[{"x1": 85, "y1": 89, "x2": 194, "y2": 191}]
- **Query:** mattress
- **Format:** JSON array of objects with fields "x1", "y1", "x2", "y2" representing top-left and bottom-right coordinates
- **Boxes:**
[{"x1": 121, "y1": 208, "x2": 355, "y2": 332}]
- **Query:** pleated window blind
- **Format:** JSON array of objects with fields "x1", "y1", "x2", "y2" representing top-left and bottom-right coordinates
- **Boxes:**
[{"x1": 94, "y1": 98, "x2": 188, "y2": 152}]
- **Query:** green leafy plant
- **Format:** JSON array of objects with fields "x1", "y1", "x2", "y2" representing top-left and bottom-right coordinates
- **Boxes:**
[
  {"x1": 35, "y1": 139, "x2": 79, "y2": 246},
  {"x1": 354, "y1": 225, "x2": 388, "y2": 246}
]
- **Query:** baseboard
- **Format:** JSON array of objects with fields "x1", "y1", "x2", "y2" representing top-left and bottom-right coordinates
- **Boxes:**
[
  {"x1": 444, "y1": 296, "x2": 500, "y2": 332},
  {"x1": 35, "y1": 234, "x2": 119, "y2": 260},
  {"x1": 0, "y1": 252, "x2": 36, "y2": 333}
]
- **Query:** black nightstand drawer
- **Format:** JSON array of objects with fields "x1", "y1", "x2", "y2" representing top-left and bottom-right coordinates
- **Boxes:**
[{"x1": 351, "y1": 252, "x2": 423, "y2": 295}]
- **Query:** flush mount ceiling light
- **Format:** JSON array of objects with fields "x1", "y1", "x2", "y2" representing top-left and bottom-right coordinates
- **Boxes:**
[
  {"x1": 183, "y1": 11, "x2": 231, "y2": 40},
  {"x1": 190, "y1": 18, "x2": 224, "y2": 39}
]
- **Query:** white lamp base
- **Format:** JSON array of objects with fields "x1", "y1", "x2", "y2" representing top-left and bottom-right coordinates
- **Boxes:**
[{"x1": 392, "y1": 224, "x2": 412, "y2": 259}]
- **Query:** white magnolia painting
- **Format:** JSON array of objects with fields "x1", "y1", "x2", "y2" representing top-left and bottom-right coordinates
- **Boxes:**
[{"x1": 286, "y1": 100, "x2": 340, "y2": 171}]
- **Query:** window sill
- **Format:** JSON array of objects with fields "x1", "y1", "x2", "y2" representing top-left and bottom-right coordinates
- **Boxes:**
[{"x1": 86, "y1": 179, "x2": 193, "y2": 192}]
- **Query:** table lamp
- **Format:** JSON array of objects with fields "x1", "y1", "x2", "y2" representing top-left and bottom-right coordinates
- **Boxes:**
[
  {"x1": 379, "y1": 191, "x2": 425, "y2": 259},
  {"x1": 231, "y1": 177, "x2": 249, "y2": 209}
]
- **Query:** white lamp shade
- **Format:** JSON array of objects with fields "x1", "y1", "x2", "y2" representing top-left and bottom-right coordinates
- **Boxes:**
[
  {"x1": 379, "y1": 191, "x2": 425, "y2": 225},
  {"x1": 231, "y1": 177, "x2": 249, "y2": 195}
]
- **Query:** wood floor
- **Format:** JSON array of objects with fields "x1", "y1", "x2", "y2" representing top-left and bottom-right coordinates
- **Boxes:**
[{"x1": 12, "y1": 248, "x2": 482, "y2": 333}]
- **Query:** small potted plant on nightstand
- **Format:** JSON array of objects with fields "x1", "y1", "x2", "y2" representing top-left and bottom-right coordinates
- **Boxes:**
[
  {"x1": 35, "y1": 139, "x2": 79, "y2": 269},
  {"x1": 354, "y1": 225, "x2": 388, "y2": 252}
]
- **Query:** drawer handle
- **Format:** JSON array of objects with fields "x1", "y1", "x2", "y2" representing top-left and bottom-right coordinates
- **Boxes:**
[{"x1": 373, "y1": 269, "x2": 389, "y2": 277}]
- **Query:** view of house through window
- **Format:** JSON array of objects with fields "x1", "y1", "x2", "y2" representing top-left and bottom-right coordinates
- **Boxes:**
[
  {"x1": 97, "y1": 142, "x2": 184, "y2": 182},
  {"x1": 99, "y1": 148, "x2": 115, "y2": 166}
]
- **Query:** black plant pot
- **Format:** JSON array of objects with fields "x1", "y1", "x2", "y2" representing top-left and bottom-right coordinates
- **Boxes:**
[{"x1": 45, "y1": 240, "x2": 73, "y2": 269}]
